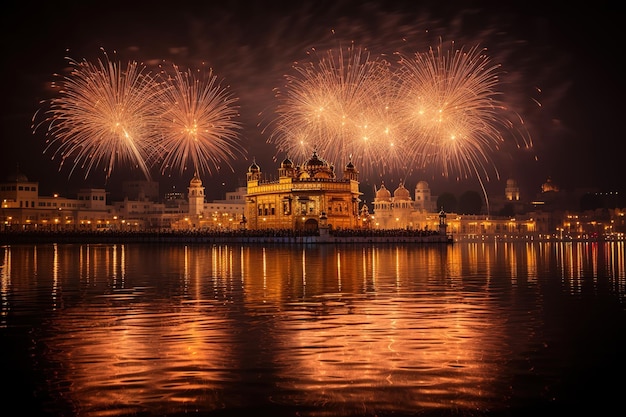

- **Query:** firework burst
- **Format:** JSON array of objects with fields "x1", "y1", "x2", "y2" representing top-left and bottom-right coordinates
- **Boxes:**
[
  {"x1": 398, "y1": 42, "x2": 510, "y2": 179},
  {"x1": 267, "y1": 39, "x2": 531, "y2": 211},
  {"x1": 396, "y1": 40, "x2": 532, "y2": 211},
  {"x1": 154, "y1": 63, "x2": 244, "y2": 177},
  {"x1": 267, "y1": 43, "x2": 404, "y2": 178},
  {"x1": 33, "y1": 49, "x2": 162, "y2": 181}
]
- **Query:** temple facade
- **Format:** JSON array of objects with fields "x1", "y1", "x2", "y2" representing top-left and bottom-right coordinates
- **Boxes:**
[{"x1": 244, "y1": 151, "x2": 362, "y2": 231}]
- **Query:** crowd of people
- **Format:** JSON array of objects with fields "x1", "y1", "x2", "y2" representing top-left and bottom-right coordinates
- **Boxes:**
[{"x1": 0, "y1": 226, "x2": 444, "y2": 244}]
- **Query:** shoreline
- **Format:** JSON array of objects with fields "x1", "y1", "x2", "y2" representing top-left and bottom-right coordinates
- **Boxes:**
[
  {"x1": 0, "y1": 230, "x2": 453, "y2": 245},
  {"x1": 2, "y1": 231, "x2": 621, "y2": 245}
]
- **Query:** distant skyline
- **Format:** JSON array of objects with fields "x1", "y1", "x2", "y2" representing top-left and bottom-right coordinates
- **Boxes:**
[{"x1": 1, "y1": 1, "x2": 623, "y2": 202}]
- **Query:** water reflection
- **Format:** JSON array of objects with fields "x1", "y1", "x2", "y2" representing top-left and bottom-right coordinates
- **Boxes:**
[{"x1": 1, "y1": 241, "x2": 624, "y2": 416}]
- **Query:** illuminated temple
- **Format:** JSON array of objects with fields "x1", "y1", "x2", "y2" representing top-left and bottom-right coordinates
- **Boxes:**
[{"x1": 244, "y1": 151, "x2": 362, "y2": 231}]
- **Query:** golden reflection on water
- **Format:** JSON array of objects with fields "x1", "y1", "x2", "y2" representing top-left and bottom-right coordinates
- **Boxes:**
[
  {"x1": 0, "y1": 245, "x2": 10, "y2": 327},
  {"x1": 1, "y1": 241, "x2": 624, "y2": 416}
]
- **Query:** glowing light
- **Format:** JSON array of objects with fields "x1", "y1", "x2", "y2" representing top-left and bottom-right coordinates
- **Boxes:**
[
  {"x1": 396, "y1": 41, "x2": 532, "y2": 211},
  {"x1": 155, "y1": 62, "x2": 245, "y2": 177},
  {"x1": 33, "y1": 51, "x2": 245, "y2": 182},
  {"x1": 33, "y1": 49, "x2": 163, "y2": 181},
  {"x1": 267, "y1": 43, "x2": 406, "y2": 179},
  {"x1": 268, "y1": 40, "x2": 532, "y2": 210},
  {"x1": 396, "y1": 41, "x2": 530, "y2": 180}
]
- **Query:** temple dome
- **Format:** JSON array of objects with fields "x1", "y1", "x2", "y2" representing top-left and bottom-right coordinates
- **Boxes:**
[
  {"x1": 189, "y1": 175, "x2": 202, "y2": 187},
  {"x1": 280, "y1": 156, "x2": 294, "y2": 168},
  {"x1": 5, "y1": 170, "x2": 28, "y2": 182},
  {"x1": 416, "y1": 180, "x2": 429, "y2": 191},
  {"x1": 541, "y1": 177, "x2": 559, "y2": 193},
  {"x1": 376, "y1": 183, "x2": 391, "y2": 201},
  {"x1": 300, "y1": 151, "x2": 334, "y2": 179},
  {"x1": 248, "y1": 160, "x2": 260, "y2": 173},
  {"x1": 393, "y1": 183, "x2": 411, "y2": 200}
]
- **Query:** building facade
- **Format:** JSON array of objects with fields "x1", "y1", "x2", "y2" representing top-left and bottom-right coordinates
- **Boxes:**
[
  {"x1": 244, "y1": 151, "x2": 362, "y2": 231},
  {"x1": 2, "y1": 168, "x2": 623, "y2": 240},
  {"x1": 0, "y1": 170, "x2": 118, "y2": 230},
  {"x1": 372, "y1": 181, "x2": 439, "y2": 230},
  {"x1": 172, "y1": 176, "x2": 246, "y2": 230},
  {"x1": 370, "y1": 179, "x2": 541, "y2": 237}
]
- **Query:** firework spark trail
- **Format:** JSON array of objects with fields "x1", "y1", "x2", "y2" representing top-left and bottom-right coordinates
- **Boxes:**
[
  {"x1": 268, "y1": 41, "x2": 531, "y2": 187},
  {"x1": 396, "y1": 42, "x2": 504, "y2": 181},
  {"x1": 33, "y1": 49, "x2": 162, "y2": 181},
  {"x1": 359, "y1": 70, "x2": 413, "y2": 179},
  {"x1": 267, "y1": 44, "x2": 400, "y2": 178},
  {"x1": 269, "y1": 39, "x2": 532, "y2": 212},
  {"x1": 155, "y1": 63, "x2": 245, "y2": 177},
  {"x1": 395, "y1": 41, "x2": 532, "y2": 212}
]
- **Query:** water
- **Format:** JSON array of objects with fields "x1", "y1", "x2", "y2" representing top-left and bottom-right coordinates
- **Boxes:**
[{"x1": 1, "y1": 241, "x2": 625, "y2": 416}]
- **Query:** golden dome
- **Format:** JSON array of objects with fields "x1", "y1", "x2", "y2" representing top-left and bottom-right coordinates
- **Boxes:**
[
  {"x1": 376, "y1": 183, "x2": 392, "y2": 201},
  {"x1": 189, "y1": 175, "x2": 202, "y2": 187},
  {"x1": 280, "y1": 156, "x2": 294, "y2": 168},
  {"x1": 393, "y1": 183, "x2": 411, "y2": 200},
  {"x1": 248, "y1": 160, "x2": 260, "y2": 173},
  {"x1": 542, "y1": 177, "x2": 559, "y2": 193},
  {"x1": 300, "y1": 151, "x2": 335, "y2": 179},
  {"x1": 416, "y1": 180, "x2": 429, "y2": 191}
]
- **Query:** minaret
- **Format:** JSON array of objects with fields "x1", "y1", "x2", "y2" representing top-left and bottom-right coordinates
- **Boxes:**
[
  {"x1": 188, "y1": 173, "x2": 205, "y2": 216},
  {"x1": 505, "y1": 178, "x2": 520, "y2": 201},
  {"x1": 246, "y1": 158, "x2": 262, "y2": 184},
  {"x1": 414, "y1": 181, "x2": 431, "y2": 212},
  {"x1": 343, "y1": 159, "x2": 359, "y2": 181}
]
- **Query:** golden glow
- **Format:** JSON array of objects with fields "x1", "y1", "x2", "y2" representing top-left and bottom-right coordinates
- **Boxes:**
[
  {"x1": 33, "y1": 50, "x2": 244, "y2": 181},
  {"x1": 268, "y1": 41, "x2": 531, "y2": 188},
  {"x1": 156, "y1": 62, "x2": 244, "y2": 176},
  {"x1": 2, "y1": 242, "x2": 623, "y2": 415}
]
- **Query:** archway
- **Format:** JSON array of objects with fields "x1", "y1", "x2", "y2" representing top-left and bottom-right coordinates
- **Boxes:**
[{"x1": 304, "y1": 218, "x2": 318, "y2": 232}]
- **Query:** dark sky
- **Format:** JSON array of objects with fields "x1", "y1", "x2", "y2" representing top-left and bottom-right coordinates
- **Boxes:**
[{"x1": 1, "y1": 1, "x2": 623, "y2": 202}]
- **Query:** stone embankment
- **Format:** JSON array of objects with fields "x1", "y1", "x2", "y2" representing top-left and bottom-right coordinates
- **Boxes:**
[{"x1": 0, "y1": 229, "x2": 452, "y2": 245}]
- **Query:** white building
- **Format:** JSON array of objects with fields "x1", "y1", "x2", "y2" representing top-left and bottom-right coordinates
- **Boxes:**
[
  {"x1": 1, "y1": 171, "x2": 116, "y2": 230},
  {"x1": 171, "y1": 175, "x2": 246, "y2": 230},
  {"x1": 371, "y1": 181, "x2": 438, "y2": 230},
  {"x1": 0, "y1": 171, "x2": 246, "y2": 232}
]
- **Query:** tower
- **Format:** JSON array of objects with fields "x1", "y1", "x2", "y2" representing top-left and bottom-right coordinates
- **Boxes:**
[
  {"x1": 414, "y1": 181, "x2": 432, "y2": 212},
  {"x1": 188, "y1": 174, "x2": 205, "y2": 216},
  {"x1": 505, "y1": 178, "x2": 520, "y2": 201}
]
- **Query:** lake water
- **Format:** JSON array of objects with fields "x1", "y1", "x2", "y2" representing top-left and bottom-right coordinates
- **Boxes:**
[{"x1": 1, "y1": 241, "x2": 625, "y2": 416}]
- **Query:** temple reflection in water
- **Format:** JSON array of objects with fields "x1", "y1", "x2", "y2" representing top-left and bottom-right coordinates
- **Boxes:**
[{"x1": 1, "y1": 241, "x2": 624, "y2": 415}]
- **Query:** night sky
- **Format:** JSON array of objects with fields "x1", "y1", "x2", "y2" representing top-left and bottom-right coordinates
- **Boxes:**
[{"x1": 1, "y1": 1, "x2": 622, "y2": 203}]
